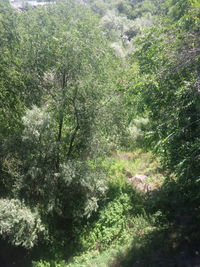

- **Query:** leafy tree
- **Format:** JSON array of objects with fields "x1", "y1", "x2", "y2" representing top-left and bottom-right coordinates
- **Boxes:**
[
  {"x1": 1, "y1": 0, "x2": 123, "y2": 225},
  {"x1": 0, "y1": 1, "x2": 24, "y2": 139},
  {"x1": 128, "y1": 0, "x2": 200, "y2": 221}
]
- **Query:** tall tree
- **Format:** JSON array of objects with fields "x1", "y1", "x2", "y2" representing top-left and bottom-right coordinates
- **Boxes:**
[{"x1": 2, "y1": 0, "x2": 121, "y2": 222}]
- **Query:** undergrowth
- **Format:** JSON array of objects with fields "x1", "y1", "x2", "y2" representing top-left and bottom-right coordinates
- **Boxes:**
[{"x1": 32, "y1": 150, "x2": 165, "y2": 267}]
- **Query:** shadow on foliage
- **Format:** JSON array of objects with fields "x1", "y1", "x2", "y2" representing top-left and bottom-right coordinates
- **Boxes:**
[
  {"x1": 0, "y1": 239, "x2": 32, "y2": 267},
  {"x1": 111, "y1": 227, "x2": 200, "y2": 267},
  {"x1": 110, "y1": 179, "x2": 200, "y2": 267}
]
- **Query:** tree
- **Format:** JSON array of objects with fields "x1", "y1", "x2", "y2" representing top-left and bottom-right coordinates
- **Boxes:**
[
  {"x1": 1, "y1": 0, "x2": 122, "y2": 223},
  {"x1": 128, "y1": 0, "x2": 200, "y2": 223},
  {"x1": 0, "y1": 1, "x2": 24, "y2": 140}
]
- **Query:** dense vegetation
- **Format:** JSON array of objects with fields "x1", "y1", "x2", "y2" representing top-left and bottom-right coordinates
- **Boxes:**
[{"x1": 0, "y1": 0, "x2": 200, "y2": 266}]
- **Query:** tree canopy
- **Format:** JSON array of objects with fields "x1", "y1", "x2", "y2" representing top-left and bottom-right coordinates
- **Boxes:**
[{"x1": 1, "y1": 0, "x2": 200, "y2": 265}]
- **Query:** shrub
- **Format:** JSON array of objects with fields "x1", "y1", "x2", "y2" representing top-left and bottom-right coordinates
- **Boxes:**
[
  {"x1": 75, "y1": 191, "x2": 141, "y2": 252},
  {"x1": 0, "y1": 198, "x2": 45, "y2": 248}
]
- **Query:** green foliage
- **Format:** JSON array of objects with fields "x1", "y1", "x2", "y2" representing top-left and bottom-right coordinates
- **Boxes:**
[
  {"x1": 72, "y1": 152, "x2": 153, "y2": 254},
  {"x1": 0, "y1": 198, "x2": 45, "y2": 249},
  {"x1": 76, "y1": 193, "x2": 133, "y2": 251},
  {"x1": 0, "y1": 1, "x2": 24, "y2": 139},
  {"x1": 127, "y1": 0, "x2": 200, "y2": 228},
  {"x1": 0, "y1": 0, "x2": 122, "y2": 222},
  {"x1": 32, "y1": 260, "x2": 66, "y2": 267},
  {"x1": 129, "y1": 0, "x2": 200, "y2": 170},
  {"x1": 127, "y1": 117, "x2": 149, "y2": 149},
  {"x1": 16, "y1": 106, "x2": 108, "y2": 220},
  {"x1": 33, "y1": 213, "x2": 156, "y2": 267},
  {"x1": 1, "y1": 0, "x2": 200, "y2": 265},
  {"x1": 67, "y1": 216, "x2": 153, "y2": 267},
  {"x1": 0, "y1": 2, "x2": 124, "y2": 261},
  {"x1": 32, "y1": 261, "x2": 51, "y2": 267},
  {"x1": 103, "y1": 150, "x2": 160, "y2": 182}
]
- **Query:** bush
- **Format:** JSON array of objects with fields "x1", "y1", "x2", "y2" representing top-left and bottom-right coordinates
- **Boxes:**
[
  {"x1": 74, "y1": 186, "x2": 143, "y2": 252},
  {"x1": 0, "y1": 198, "x2": 45, "y2": 248}
]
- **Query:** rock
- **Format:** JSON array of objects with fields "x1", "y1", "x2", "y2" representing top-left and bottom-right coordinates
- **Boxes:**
[
  {"x1": 134, "y1": 174, "x2": 147, "y2": 181},
  {"x1": 127, "y1": 174, "x2": 149, "y2": 192}
]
